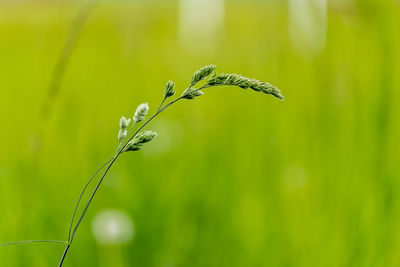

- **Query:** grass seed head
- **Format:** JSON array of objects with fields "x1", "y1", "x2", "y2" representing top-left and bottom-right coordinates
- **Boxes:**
[
  {"x1": 118, "y1": 129, "x2": 127, "y2": 142},
  {"x1": 164, "y1": 81, "x2": 176, "y2": 99},
  {"x1": 181, "y1": 87, "x2": 204, "y2": 99},
  {"x1": 124, "y1": 130, "x2": 158, "y2": 152},
  {"x1": 119, "y1": 116, "x2": 130, "y2": 129},
  {"x1": 190, "y1": 65, "x2": 216, "y2": 87},
  {"x1": 207, "y1": 73, "x2": 284, "y2": 100},
  {"x1": 133, "y1": 103, "x2": 149, "y2": 123}
]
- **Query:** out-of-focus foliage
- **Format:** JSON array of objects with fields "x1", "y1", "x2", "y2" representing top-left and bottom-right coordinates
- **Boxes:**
[{"x1": 0, "y1": 0, "x2": 400, "y2": 266}]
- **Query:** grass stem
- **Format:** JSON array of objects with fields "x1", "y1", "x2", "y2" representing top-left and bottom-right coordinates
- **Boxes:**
[{"x1": 0, "y1": 240, "x2": 67, "y2": 247}]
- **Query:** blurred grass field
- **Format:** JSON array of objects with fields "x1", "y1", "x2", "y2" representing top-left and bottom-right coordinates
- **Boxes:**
[{"x1": 1, "y1": 0, "x2": 400, "y2": 266}]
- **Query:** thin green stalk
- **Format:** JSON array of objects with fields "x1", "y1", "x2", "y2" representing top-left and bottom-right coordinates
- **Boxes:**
[
  {"x1": 158, "y1": 97, "x2": 182, "y2": 113},
  {"x1": 58, "y1": 98, "x2": 180, "y2": 267},
  {"x1": 67, "y1": 157, "x2": 113, "y2": 242},
  {"x1": 57, "y1": 64, "x2": 283, "y2": 266},
  {"x1": 0, "y1": 240, "x2": 67, "y2": 247},
  {"x1": 1, "y1": 64, "x2": 282, "y2": 266},
  {"x1": 192, "y1": 84, "x2": 231, "y2": 93},
  {"x1": 157, "y1": 98, "x2": 166, "y2": 112}
]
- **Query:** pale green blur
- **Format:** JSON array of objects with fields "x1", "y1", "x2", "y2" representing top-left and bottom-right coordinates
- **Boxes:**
[{"x1": 1, "y1": 1, "x2": 400, "y2": 266}]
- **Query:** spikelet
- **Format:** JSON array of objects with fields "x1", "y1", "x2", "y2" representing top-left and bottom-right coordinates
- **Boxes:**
[
  {"x1": 164, "y1": 81, "x2": 176, "y2": 99},
  {"x1": 119, "y1": 116, "x2": 130, "y2": 129},
  {"x1": 118, "y1": 116, "x2": 130, "y2": 142},
  {"x1": 133, "y1": 103, "x2": 149, "y2": 123},
  {"x1": 207, "y1": 73, "x2": 284, "y2": 100},
  {"x1": 124, "y1": 131, "x2": 158, "y2": 152},
  {"x1": 190, "y1": 65, "x2": 216, "y2": 87},
  {"x1": 118, "y1": 129, "x2": 127, "y2": 142},
  {"x1": 181, "y1": 87, "x2": 204, "y2": 99}
]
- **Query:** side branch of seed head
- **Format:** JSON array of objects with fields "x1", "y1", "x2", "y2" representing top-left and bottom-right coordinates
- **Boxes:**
[
  {"x1": 46, "y1": 64, "x2": 284, "y2": 267},
  {"x1": 190, "y1": 64, "x2": 216, "y2": 87},
  {"x1": 117, "y1": 64, "x2": 283, "y2": 155},
  {"x1": 207, "y1": 73, "x2": 284, "y2": 100}
]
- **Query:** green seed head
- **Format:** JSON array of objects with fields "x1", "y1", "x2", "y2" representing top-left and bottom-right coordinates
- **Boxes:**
[
  {"x1": 181, "y1": 88, "x2": 204, "y2": 99},
  {"x1": 124, "y1": 130, "x2": 158, "y2": 152},
  {"x1": 190, "y1": 64, "x2": 216, "y2": 87},
  {"x1": 207, "y1": 73, "x2": 284, "y2": 100},
  {"x1": 133, "y1": 103, "x2": 149, "y2": 123},
  {"x1": 119, "y1": 116, "x2": 130, "y2": 129},
  {"x1": 133, "y1": 130, "x2": 158, "y2": 144},
  {"x1": 164, "y1": 80, "x2": 176, "y2": 99},
  {"x1": 118, "y1": 129, "x2": 127, "y2": 142},
  {"x1": 118, "y1": 116, "x2": 130, "y2": 142}
]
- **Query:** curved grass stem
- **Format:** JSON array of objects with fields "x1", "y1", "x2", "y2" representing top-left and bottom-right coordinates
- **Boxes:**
[
  {"x1": 0, "y1": 240, "x2": 67, "y2": 247},
  {"x1": 58, "y1": 97, "x2": 183, "y2": 267},
  {"x1": 1, "y1": 64, "x2": 283, "y2": 267},
  {"x1": 67, "y1": 157, "x2": 114, "y2": 242}
]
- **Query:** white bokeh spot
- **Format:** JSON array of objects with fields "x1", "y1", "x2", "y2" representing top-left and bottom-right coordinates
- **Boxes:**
[{"x1": 92, "y1": 209, "x2": 134, "y2": 246}]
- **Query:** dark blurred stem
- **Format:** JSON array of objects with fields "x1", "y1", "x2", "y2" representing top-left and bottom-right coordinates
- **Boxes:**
[
  {"x1": 41, "y1": 2, "x2": 97, "y2": 120},
  {"x1": 58, "y1": 244, "x2": 70, "y2": 267}
]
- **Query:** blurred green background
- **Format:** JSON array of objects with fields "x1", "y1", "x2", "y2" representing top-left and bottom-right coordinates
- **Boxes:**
[{"x1": 1, "y1": 0, "x2": 400, "y2": 266}]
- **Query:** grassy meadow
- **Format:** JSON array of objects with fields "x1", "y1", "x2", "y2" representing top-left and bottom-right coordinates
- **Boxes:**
[{"x1": 1, "y1": 1, "x2": 400, "y2": 266}]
